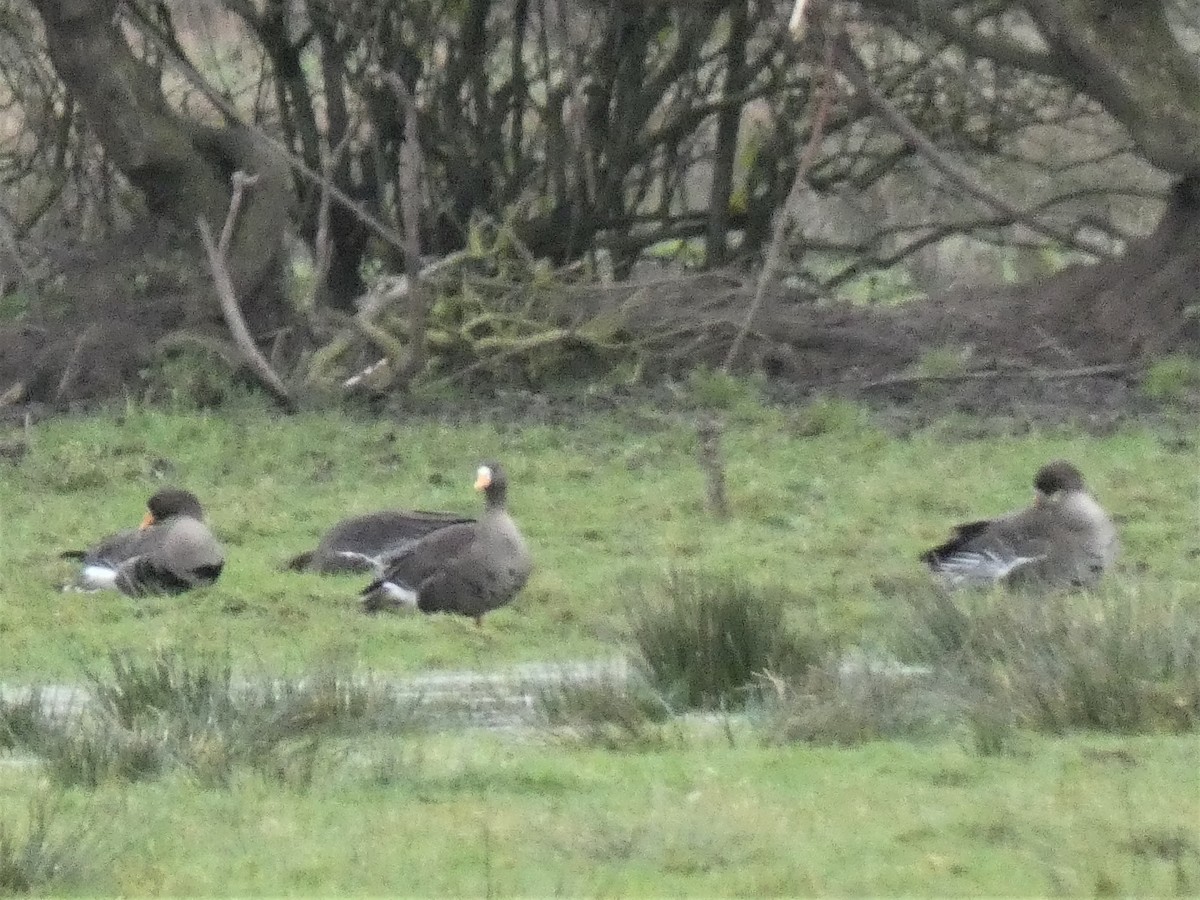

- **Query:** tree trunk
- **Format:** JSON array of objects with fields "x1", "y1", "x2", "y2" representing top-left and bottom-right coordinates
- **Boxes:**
[
  {"x1": 31, "y1": 0, "x2": 295, "y2": 332},
  {"x1": 934, "y1": 177, "x2": 1200, "y2": 361}
]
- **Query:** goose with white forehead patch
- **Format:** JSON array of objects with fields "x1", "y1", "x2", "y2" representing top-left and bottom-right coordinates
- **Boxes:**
[
  {"x1": 921, "y1": 460, "x2": 1118, "y2": 589},
  {"x1": 360, "y1": 462, "x2": 533, "y2": 625}
]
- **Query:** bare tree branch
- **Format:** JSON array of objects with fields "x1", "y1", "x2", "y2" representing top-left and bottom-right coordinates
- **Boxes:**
[
  {"x1": 197, "y1": 172, "x2": 295, "y2": 413},
  {"x1": 832, "y1": 32, "x2": 1110, "y2": 256},
  {"x1": 724, "y1": 37, "x2": 837, "y2": 371}
]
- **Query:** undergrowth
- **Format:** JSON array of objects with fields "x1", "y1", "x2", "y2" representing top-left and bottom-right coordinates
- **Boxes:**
[
  {"x1": 5, "y1": 650, "x2": 427, "y2": 790},
  {"x1": 534, "y1": 669, "x2": 678, "y2": 751},
  {"x1": 0, "y1": 792, "x2": 93, "y2": 895},
  {"x1": 903, "y1": 586, "x2": 1200, "y2": 735},
  {"x1": 629, "y1": 570, "x2": 828, "y2": 710}
]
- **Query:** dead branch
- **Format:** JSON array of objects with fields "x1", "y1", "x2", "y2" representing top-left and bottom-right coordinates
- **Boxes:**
[
  {"x1": 352, "y1": 276, "x2": 410, "y2": 366},
  {"x1": 723, "y1": 35, "x2": 836, "y2": 372},
  {"x1": 831, "y1": 32, "x2": 1109, "y2": 258},
  {"x1": 197, "y1": 171, "x2": 296, "y2": 413},
  {"x1": 788, "y1": 0, "x2": 811, "y2": 40},
  {"x1": 53, "y1": 323, "x2": 98, "y2": 404},
  {"x1": 0, "y1": 381, "x2": 26, "y2": 408},
  {"x1": 855, "y1": 362, "x2": 1131, "y2": 391},
  {"x1": 154, "y1": 331, "x2": 243, "y2": 369}
]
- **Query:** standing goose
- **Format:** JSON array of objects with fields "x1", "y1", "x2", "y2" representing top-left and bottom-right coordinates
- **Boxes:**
[
  {"x1": 62, "y1": 487, "x2": 225, "y2": 596},
  {"x1": 921, "y1": 460, "x2": 1118, "y2": 589},
  {"x1": 285, "y1": 509, "x2": 474, "y2": 575},
  {"x1": 360, "y1": 461, "x2": 532, "y2": 624}
]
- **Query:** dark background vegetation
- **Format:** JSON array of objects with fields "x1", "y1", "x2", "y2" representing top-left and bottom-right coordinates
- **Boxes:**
[{"x1": 0, "y1": 0, "x2": 1197, "y2": 408}]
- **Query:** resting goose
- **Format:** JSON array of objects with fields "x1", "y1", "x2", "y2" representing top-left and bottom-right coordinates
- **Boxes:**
[
  {"x1": 360, "y1": 462, "x2": 532, "y2": 624},
  {"x1": 921, "y1": 460, "x2": 1118, "y2": 589},
  {"x1": 62, "y1": 488, "x2": 225, "y2": 596},
  {"x1": 285, "y1": 509, "x2": 475, "y2": 575}
]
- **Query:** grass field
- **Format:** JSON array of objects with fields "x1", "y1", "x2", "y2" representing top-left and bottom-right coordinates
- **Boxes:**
[
  {"x1": 1, "y1": 730, "x2": 1196, "y2": 896},
  {"x1": 0, "y1": 392, "x2": 1197, "y2": 895},
  {"x1": 2, "y1": 396, "x2": 1197, "y2": 677}
]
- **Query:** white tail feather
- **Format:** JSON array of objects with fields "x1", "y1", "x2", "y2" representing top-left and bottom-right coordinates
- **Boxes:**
[
  {"x1": 79, "y1": 564, "x2": 120, "y2": 590},
  {"x1": 380, "y1": 582, "x2": 419, "y2": 611}
]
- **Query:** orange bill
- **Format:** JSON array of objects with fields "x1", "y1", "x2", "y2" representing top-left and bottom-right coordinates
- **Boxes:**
[{"x1": 140, "y1": 512, "x2": 156, "y2": 530}]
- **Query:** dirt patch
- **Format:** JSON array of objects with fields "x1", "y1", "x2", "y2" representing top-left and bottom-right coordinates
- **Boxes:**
[{"x1": 0, "y1": 224, "x2": 235, "y2": 405}]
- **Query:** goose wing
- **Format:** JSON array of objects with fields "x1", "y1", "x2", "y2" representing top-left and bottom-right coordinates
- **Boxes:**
[
  {"x1": 922, "y1": 508, "x2": 1055, "y2": 587},
  {"x1": 288, "y1": 510, "x2": 474, "y2": 573},
  {"x1": 359, "y1": 523, "x2": 479, "y2": 612}
]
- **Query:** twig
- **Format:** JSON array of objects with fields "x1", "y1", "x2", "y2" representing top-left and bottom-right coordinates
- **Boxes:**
[
  {"x1": 831, "y1": 33, "x2": 1109, "y2": 258},
  {"x1": 723, "y1": 36, "x2": 836, "y2": 372},
  {"x1": 788, "y1": 0, "x2": 811, "y2": 40},
  {"x1": 217, "y1": 172, "x2": 258, "y2": 256},
  {"x1": 855, "y1": 362, "x2": 1131, "y2": 391},
  {"x1": 343, "y1": 358, "x2": 389, "y2": 390},
  {"x1": 197, "y1": 172, "x2": 295, "y2": 413},
  {"x1": 53, "y1": 324, "x2": 98, "y2": 405},
  {"x1": 0, "y1": 382, "x2": 25, "y2": 408}
]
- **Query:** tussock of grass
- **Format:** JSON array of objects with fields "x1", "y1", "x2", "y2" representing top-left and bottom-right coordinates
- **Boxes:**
[
  {"x1": 630, "y1": 570, "x2": 827, "y2": 710},
  {"x1": 762, "y1": 661, "x2": 959, "y2": 747},
  {"x1": 0, "y1": 690, "x2": 47, "y2": 751},
  {"x1": 34, "y1": 721, "x2": 166, "y2": 788},
  {"x1": 534, "y1": 670, "x2": 677, "y2": 751},
  {"x1": 12, "y1": 651, "x2": 427, "y2": 789},
  {"x1": 88, "y1": 649, "x2": 236, "y2": 729},
  {"x1": 904, "y1": 586, "x2": 1200, "y2": 735},
  {"x1": 0, "y1": 792, "x2": 93, "y2": 894}
]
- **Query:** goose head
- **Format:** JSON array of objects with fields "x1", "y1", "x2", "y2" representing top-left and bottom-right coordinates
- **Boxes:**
[
  {"x1": 1033, "y1": 460, "x2": 1087, "y2": 507},
  {"x1": 474, "y1": 462, "x2": 510, "y2": 509},
  {"x1": 141, "y1": 487, "x2": 206, "y2": 529}
]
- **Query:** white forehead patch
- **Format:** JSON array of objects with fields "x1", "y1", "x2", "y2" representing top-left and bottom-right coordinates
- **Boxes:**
[{"x1": 477, "y1": 465, "x2": 493, "y2": 481}]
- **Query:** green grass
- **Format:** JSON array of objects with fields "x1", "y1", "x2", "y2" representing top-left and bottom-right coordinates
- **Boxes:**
[
  {"x1": 1, "y1": 399, "x2": 1196, "y2": 679},
  {"x1": 0, "y1": 730, "x2": 1195, "y2": 895},
  {"x1": 0, "y1": 398, "x2": 1198, "y2": 894},
  {"x1": 630, "y1": 570, "x2": 828, "y2": 709}
]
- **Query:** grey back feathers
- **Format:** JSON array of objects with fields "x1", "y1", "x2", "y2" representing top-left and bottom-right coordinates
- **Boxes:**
[
  {"x1": 65, "y1": 488, "x2": 224, "y2": 597},
  {"x1": 286, "y1": 509, "x2": 474, "y2": 574},
  {"x1": 921, "y1": 460, "x2": 1118, "y2": 589},
  {"x1": 361, "y1": 462, "x2": 533, "y2": 622}
]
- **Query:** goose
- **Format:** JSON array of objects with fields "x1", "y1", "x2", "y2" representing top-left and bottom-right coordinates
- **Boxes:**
[
  {"x1": 61, "y1": 487, "x2": 225, "y2": 596},
  {"x1": 921, "y1": 460, "x2": 1118, "y2": 589},
  {"x1": 285, "y1": 509, "x2": 475, "y2": 575},
  {"x1": 360, "y1": 461, "x2": 532, "y2": 624}
]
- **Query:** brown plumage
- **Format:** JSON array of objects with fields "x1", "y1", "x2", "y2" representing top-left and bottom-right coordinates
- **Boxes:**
[
  {"x1": 360, "y1": 462, "x2": 533, "y2": 624},
  {"x1": 62, "y1": 487, "x2": 225, "y2": 596},
  {"x1": 285, "y1": 509, "x2": 474, "y2": 574},
  {"x1": 921, "y1": 460, "x2": 1118, "y2": 589}
]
